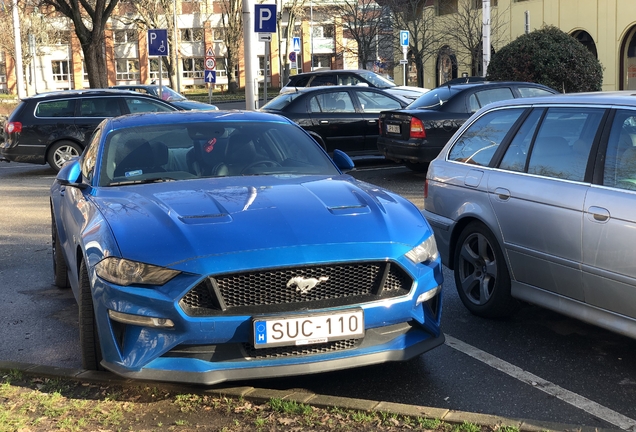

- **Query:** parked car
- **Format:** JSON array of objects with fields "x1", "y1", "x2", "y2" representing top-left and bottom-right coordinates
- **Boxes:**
[
  {"x1": 435, "y1": 76, "x2": 486, "y2": 87},
  {"x1": 50, "y1": 110, "x2": 444, "y2": 384},
  {"x1": 423, "y1": 92, "x2": 636, "y2": 339},
  {"x1": 281, "y1": 69, "x2": 429, "y2": 101},
  {"x1": 377, "y1": 81, "x2": 558, "y2": 171},
  {"x1": 260, "y1": 86, "x2": 409, "y2": 156},
  {"x1": 0, "y1": 89, "x2": 177, "y2": 171},
  {"x1": 110, "y1": 84, "x2": 219, "y2": 111}
]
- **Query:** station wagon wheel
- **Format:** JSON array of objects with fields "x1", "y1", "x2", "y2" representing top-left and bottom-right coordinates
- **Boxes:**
[
  {"x1": 51, "y1": 214, "x2": 70, "y2": 289},
  {"x1": 79, "y1": 260, "x2": 104, "y2": 370},
  {"x1": 453, "y1": 222, "x2": 518, "y2": 318},
  {"x1": 48, "y1": 140, "x2": 82, "y2": 172}
]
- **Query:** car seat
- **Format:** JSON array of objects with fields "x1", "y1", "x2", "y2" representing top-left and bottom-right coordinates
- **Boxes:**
[
  {"x1": 186, "y1": 124, "x2": 229, "y2": 176},
  {"x1": 113, "y1": 138, "x2": 159, "y2": 178}
]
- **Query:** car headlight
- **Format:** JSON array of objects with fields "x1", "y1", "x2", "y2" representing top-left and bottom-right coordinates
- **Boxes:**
[
  {"x1": 405, "y1": 235, "x2": 439, "y2": 264},
  {"x1": 95, "y1": 257, "x2": 180, "y2": 286}
]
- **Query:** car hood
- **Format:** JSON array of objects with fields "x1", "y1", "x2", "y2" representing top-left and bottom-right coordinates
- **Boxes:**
[
  {"x1": 172, "y1": 100, "x2": 219, "y2": 111},
  {"x1": 91, "y1": 175, "x2": 430, "y2": 274}
]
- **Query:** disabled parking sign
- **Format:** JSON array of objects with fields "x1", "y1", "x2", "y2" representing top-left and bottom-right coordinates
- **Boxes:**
[{"x1": 148, "y1": 29, "x2": 168, "y2": 57}]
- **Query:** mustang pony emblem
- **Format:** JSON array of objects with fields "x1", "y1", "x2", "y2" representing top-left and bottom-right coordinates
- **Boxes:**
[{"x1": 287, "y1": 276, "x2": 329, "y2": 294}]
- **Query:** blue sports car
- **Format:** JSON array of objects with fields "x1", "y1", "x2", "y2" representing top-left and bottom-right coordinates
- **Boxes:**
[{"x1": 50, "y1": 110, "x2": 444, "y2": 384}]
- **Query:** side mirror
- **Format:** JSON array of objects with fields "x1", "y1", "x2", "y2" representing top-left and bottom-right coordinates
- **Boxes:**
[
  {"x1": 56, "y1": 159, "x2": 83, "y2": 186},
  {"x1": 332, "y1": 149, "x2": 355, "y2": 172}
]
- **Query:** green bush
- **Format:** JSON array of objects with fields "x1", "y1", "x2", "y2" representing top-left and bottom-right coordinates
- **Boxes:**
[{"x1": 487, "y1": 26, "x2": 603, "y2": 93}]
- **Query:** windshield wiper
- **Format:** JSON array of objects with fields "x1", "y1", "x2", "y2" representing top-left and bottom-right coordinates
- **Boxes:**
[{"x1": 109, "y1": 177, "x2": 177, "y2": 186}]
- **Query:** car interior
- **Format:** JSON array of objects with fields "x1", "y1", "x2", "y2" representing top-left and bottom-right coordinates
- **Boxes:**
[{"x1": 98, "y1": 121, "x2": 338, "y2": 186}]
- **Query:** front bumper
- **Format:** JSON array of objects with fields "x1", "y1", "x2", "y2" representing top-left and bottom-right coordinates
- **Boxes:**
[
  {"x1": 92, "y1": 258, "x2": 444, "y2": 385},
  {"x1": 377, "y1": 137, "x2": 444, "y2": 164},
  {"x1": 104, "y1": 322, "x2": 445, "y2": 385}
]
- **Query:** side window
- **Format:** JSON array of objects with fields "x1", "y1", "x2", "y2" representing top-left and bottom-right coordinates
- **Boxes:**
[
  {"x1": 310, "y1": 74, "x2": 336, "y2": 86},
  {"x1": 357, "y1": 91, "x2": 401, "y2": 113},
  {"x1": 527, "y1": 108, "x2": 604, "y2": 181},
  {"x1": 499, "y1": 109, "x2": 544, "y2": 172},
  {"x1": 448, "y1": 108, "x2": 525, "y2": 166},
  {"x1": 292, "y1": 76, "x2": 311, "y2": 87},
  {"x1": 307, "y1": 91, "x2": 354, "y2": 113},
  {"x1": 81, "y1": 128, "x2": 102, "y2": 183},
  {"x1": 35, "y1": 100, "x2": 75, "y2": 117},
  {"x1": 338, "y1": 74, "x2": 363, "y2": 86},
  {"x1": 603, "y1": 110, "x2": 636, "y2": 190},
  {"x1": 518, "y1": 87, "x2": 555, "y2": 98},
  {"x1": 468, "y1": 88, "x2": 515, "y2": 112},
  {"x1": 78, "y1": 98, "x2": 122, "y2": 117},
  {"x1": 124, "y1": 97, "x2": 174, "y2": 113}
]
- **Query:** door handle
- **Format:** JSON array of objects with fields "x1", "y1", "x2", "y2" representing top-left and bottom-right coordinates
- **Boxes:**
[
  {"x1": 320, "y1": 120, "x2": 329, "y2": 124},
  {"x1": 588, "y1": 206, "x2": 610, "y2": 222},
  {"x1": 494, "y1": 187, "x2": 510, "y2": 200}
]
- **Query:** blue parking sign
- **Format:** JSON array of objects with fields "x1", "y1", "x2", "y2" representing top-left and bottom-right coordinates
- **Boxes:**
[
  {"x1": 254, "y1": 4, "x2": 277, "y2": 33},
  {"x1": 400, "y1": 30, "x2": 409, "y2": 47},
  {"x1": 148, "y1": 29, "x2": 168, "y2": 56}
]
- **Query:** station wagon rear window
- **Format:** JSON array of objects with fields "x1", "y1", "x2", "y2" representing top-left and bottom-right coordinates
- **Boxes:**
[{"x1": 35, "y1": 100, "x2": 75, "y2": 118}]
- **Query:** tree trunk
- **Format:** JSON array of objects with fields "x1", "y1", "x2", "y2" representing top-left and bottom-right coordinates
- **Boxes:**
[{"x1": 84, "y1": 40, "x2": 107, "y2": 88}]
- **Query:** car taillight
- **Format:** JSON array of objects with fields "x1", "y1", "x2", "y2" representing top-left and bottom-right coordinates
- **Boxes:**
[
  {"x1": 424, "y1": 179, "x2": 429, "y2": 199},
  {"x1": 410, "y1": 117, "x2": 426, "y2": 139},
  {"x1": 6, "y1": 122, "x2": 22, "y2": 134}
]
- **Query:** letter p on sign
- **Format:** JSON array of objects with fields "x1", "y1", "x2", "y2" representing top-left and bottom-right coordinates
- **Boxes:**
[{"x1": 254, "y1": 4, "x2": 277, "y2": 33}]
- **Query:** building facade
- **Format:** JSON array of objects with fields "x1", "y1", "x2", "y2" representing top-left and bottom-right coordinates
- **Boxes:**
[{"x1": 424, "y1": 0, "x2": 636, "y2": 91}]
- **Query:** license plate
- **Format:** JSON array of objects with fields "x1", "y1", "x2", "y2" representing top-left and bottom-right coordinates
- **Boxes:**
[
  {"x1": 253, "y1": 309, "x2": 364, "y2": 349},
  {"x1": 387, "y1": 124, "x2": 401, "y2": 134}
]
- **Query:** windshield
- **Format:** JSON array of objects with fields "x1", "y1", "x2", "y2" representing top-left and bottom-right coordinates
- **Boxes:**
[
  {"x1": 98, "y1": 121, "x2": 339, "y2": 186},
  {"x1": 358, "y1": 71, "x2": 396, "y2": 89},
  {"x1": 260, "y1": 92, "x2": 303, "y2": 111},
  {"x1": 159, "y1": 86, "x2": 186, "y2": 101},
  {"x1": 407, "y1": 87, "x2": 461, "y2": 109}
]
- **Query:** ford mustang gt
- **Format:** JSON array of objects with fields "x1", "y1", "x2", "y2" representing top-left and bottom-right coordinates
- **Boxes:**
[{"x1": 50, "y1": 110, "x2": 444, "y2": 384}]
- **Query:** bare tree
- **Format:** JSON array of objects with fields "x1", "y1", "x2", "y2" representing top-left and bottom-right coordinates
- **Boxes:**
[
  {"x1": 276, "y1": 0, "x2": 305, "y2": 87},
  {"x1": 328, "y1": 0, "x2": 389, "y2": 70},
  {"x1": 0, "y1": 1, "x2": 68, "y2": 93},
  {"x1": 219, "y1": 0, "x2": 241, "y2": 93},
  {"x1": 438, "y1": 0, "x2": 508, "y2": 76},
  {"x1": 38, "y1": 0, "x2": 120, "y2": 88},
  {"x1": 384, "y1": 0, "x2": 439, "y2": 87}
]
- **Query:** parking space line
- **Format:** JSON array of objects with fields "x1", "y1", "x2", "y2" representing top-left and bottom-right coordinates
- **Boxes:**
[{"x1": 445, "y1": 334, "x2": 636, "y2": 431}]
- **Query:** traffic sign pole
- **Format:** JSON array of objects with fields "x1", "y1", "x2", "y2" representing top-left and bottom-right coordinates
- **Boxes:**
[{"x1": 400, "y1": 30, "x2": 410, "y2": 86}]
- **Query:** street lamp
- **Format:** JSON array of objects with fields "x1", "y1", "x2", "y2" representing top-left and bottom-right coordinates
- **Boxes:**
[{"x1": 173, "y1": 0, "x2": 181, "y2": 93}]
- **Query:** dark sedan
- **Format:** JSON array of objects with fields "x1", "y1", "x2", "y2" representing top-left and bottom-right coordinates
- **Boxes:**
[
  {"x1": 110, "y1": 85, "x2": 218, "y2": 111},
  {"x1": 377, "y1": 81, "x2": 557, "y2": 170},
  {"x1": 261, "y1": 86, "x2": 409, "y2": 156}
]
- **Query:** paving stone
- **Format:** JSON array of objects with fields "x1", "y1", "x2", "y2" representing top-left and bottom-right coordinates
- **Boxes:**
[
  {"x1": 308, "y1": 394, "x2": 378, "y2": 411},
  {"x1": 442, "y1": 410, "x2": 522, "y2": 428},
  {"x1": 375, "y1": 401, "x2": 449, "y2": 420}
]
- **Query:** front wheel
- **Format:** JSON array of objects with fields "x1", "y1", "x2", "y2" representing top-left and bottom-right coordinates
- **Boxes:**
[
  {"x1": 453, "y1": 222, "x2": 518, "y2": 318},
  {"x1": 47, "y1": 141, "x2": 82, "y2": 172},
  {"x1": 51, "y1": 216, "x2": 69, "y2": 288},
  {"x1": 79, "y1": 260, "x2": 103, "y2": 370}
]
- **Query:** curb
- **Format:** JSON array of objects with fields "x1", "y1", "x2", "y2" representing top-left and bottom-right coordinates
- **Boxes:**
[{"x1": 0, "y1": 360, "x2": 616, "y2": 432}]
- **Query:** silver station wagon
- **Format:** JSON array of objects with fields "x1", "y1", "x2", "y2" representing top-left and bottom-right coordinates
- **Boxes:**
[{"x1": 423, "y1": 92, "x2": 636, "y2": 339}]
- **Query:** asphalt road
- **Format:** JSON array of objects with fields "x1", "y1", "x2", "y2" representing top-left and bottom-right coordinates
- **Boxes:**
[{"x1": 1, "y1": 158, "x2": 635, "y2": 430}]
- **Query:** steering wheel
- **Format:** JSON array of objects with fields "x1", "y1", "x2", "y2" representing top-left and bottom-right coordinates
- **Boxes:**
[{"x1": 240, "y1": 160, "x2": 282, "y2": 174}]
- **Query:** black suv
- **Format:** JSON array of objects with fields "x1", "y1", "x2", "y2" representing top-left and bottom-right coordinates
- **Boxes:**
[{"x1": 1, "y1": 89, "x2": 177, "y2": 171}]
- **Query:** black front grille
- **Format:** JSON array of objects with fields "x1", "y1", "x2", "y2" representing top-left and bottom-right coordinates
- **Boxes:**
[
  {"x1": 242, "y1": 339, "x2": 359, "y2": 359},
  {"x1": 179, "y1": 261, "x2": 412, "y2": 316}
]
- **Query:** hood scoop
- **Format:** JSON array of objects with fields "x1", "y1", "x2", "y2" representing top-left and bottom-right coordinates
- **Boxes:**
[
  {"x1": 154, "y1": 189, "x2": 233, "y2": 225},
  {"x1": 302, "y1": 179, "x2": 371, "y2": 215}
]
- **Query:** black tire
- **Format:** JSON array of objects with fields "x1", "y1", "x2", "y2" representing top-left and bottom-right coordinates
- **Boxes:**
[
  {"x1": 47, "y1": 140, "x2": 82, "y2": 172},
  {"x1": 79, "y1": 260, "x2": 104, "y2": 370},
  {"x1": 51, "y1": 216, "x2": 70, "y2": 289},
  {"x1": 453, "y1": 222, "x2": 519, "y2": 318},
  {"x1": 405, "y1": 161, "x2": 429, "y2": 172}
]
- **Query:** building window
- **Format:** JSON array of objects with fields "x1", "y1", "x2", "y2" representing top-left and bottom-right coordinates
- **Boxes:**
[
  {"x1": 471, "y1": 0, "x2": 497, "y2": 7},
  {"x1": 180, "y1": 28, "x2": 203, "y2": 42},
  {"x1": 258, "y1": 56, "x2": 271, "y2": 77},
  {"x1": 82, "y1": 60, "x2": 88, "y2": 81},
  {"x1": 114, "y1": 29, "x2": 138, "y2": 44},
  {"x1": 182, "y1": 57, "x2": 204, "y2": 78},
  {"x1": 438, "y1": 0, "x2": 458, "y2": 15},
  {"x1": 116, "y1": 59, "x2": 140, "y2": 80},
  {"x1": 312, "y1": 54, "x2": 331, "y2": 70},
  {"x1": 212, "y1": 28, "x2": 225, "y2": 41},
  {"x1": 50, "y1": 30, "x2": 70, "y2": 45},
  {"x1": 213, "y1": 57, "x2": 227, "y2": 77},
  {"x1": 149, "y1": 58, "x2": 169, "y2": 80},
  {"x1": 52, "y1": 60, "x2": 70, "y2": 81},
  {"x1": 0, "y1": 53, "x2": 6, "y2": 84}
]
